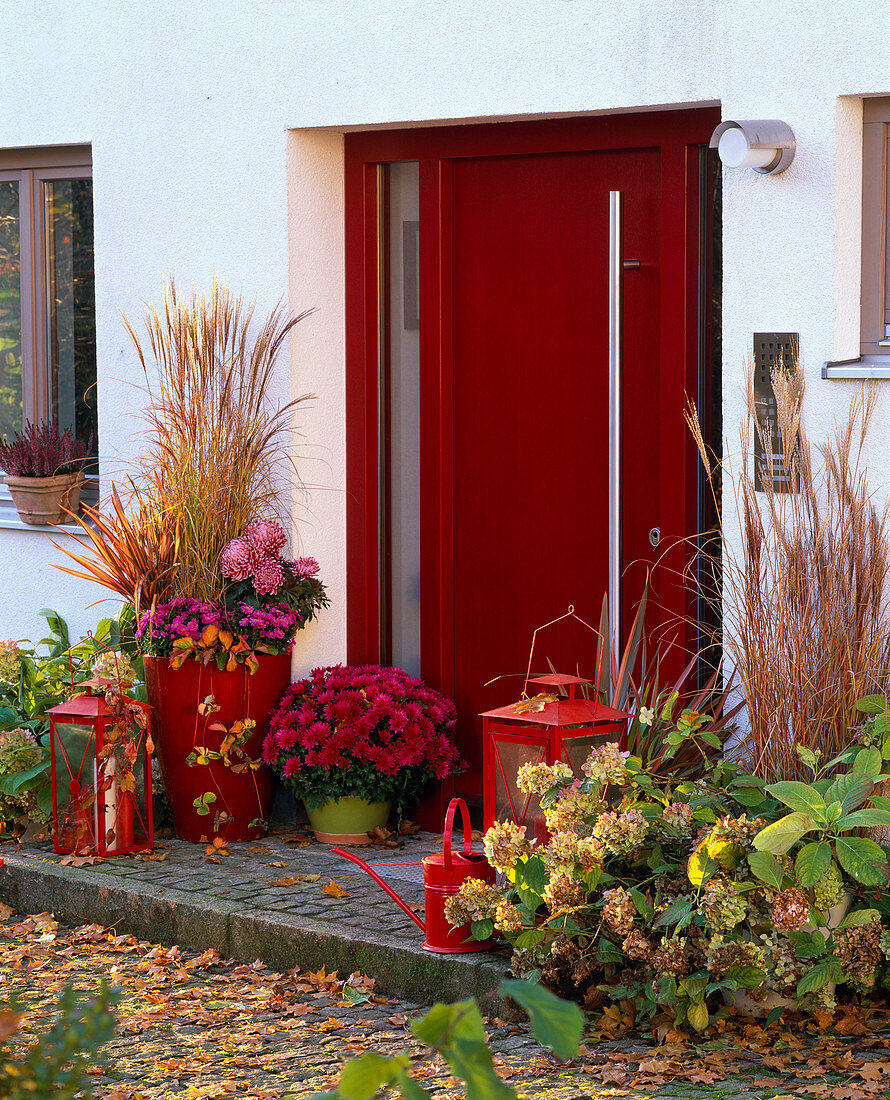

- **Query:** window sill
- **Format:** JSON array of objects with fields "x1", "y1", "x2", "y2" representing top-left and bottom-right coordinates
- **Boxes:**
[
  {"x1": 0, "y1": 516, "x2": 85, "y2": 535},
  {"x1": 822, "y1": 357, "x2": 890, "y2": 379}
]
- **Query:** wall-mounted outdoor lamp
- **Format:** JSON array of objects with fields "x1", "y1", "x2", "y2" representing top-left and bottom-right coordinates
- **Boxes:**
[{"x1": 710, "y1": 120, "x2": 796, "y2": 175}]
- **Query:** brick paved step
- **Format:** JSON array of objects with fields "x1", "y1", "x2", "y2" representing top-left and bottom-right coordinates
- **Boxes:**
[{"x1": 0, "y1": 832, "x2": 511, "y2": 1011}]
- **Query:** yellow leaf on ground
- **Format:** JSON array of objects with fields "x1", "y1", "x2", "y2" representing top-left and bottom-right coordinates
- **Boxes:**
[{"x1": 322, "y1": 879, "x2": 351, "y2": 898}]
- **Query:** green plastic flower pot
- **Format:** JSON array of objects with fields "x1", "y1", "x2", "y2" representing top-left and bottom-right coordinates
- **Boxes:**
[{"x1": 306, "y1": 797, "x2": 392, "y2": 845}]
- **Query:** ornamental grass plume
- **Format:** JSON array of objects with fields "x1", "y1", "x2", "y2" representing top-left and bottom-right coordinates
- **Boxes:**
[
  {"x1": 123, "y1": 278, "x2": 314, "y2": 605},
  {"x1": 687, "y1": 367, "x2": 890, "y2": 782}
]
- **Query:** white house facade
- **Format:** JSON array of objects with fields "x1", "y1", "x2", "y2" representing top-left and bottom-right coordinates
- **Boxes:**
[{"x1": 3, "y1": 0, "x2": 890, "y2": 797}]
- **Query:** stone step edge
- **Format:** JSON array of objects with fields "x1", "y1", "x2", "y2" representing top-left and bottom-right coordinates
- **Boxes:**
[{"x1": 0, "y1": 854, "x2": 512, "y2": 1013}]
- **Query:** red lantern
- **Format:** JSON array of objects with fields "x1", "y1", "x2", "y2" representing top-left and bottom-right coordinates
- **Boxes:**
[
  {"x1": 482, "y1": 672, "x2": 633, "y2": 835},
  {"x1": 48, "y1": 679, "x2": 153, "y2": 856},
  {"x1": 480, "y1": 606, "x2": 634, "y2": 836}
]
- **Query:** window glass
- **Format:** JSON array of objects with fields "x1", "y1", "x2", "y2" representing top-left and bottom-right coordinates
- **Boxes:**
[
  {"x1": 381, "y1": 161, "x2": 421, "y2": 675},
  {"x1": 0, "y1": 180, "x2": 22, "y2": 440},
  {"x1": 44, "y1": 178, "x2": 97, "y2": 450}
]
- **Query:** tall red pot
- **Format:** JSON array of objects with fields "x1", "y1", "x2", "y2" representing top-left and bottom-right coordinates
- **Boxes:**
[{"x1": 144, "y1": 653, "x2": 291, "y2": 842}]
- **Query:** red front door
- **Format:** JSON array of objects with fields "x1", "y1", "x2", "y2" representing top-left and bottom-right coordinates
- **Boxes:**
[{"x1": 346, "y1": 109, "x2": 719, "y2": 807}]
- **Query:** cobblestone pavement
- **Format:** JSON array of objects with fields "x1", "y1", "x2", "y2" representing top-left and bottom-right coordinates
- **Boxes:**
[
  {"x1": 5, "y1": 910, "x2": 890, "y2": 1100},
  {"x1": 4, "y1": 833, "x2": 890, "y2": 1098},
  {"x1": 0, "y1": 828, "x2": 508, "y2": 1008}
]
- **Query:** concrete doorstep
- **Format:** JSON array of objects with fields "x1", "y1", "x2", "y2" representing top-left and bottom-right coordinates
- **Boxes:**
[{"x1": 0, "y1": 830, "x2": 512, "y2": 1012}]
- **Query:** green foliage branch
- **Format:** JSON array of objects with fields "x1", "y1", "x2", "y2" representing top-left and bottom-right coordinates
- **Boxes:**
[{"x1": 315, "y1": 979, "x2": 583, "y2": 1100}]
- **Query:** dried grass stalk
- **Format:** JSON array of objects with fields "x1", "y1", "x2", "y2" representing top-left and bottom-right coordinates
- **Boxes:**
[
  {"x1": 688, "y1": 364, "x2": 890, "y2": 781},
  {"x1": 124, "y1": 277, "x2": 313, "y2": 604}
]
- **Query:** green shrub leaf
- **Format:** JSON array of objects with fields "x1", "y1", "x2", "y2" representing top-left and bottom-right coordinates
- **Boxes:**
[
  {"x1": 835, "y1": 907, "x2": 881, "y2": 931},
  {"x1": 520, "y1": 855, "x2": 547, "y2": 896},
  {"x1": 412, "y1": 1000, "x2": 485, "y2": 1047},
  {"x1": 753, "y1": 812, "x2": 816, "y2": 855},
  {"x1": 853, "y1": 747, "x2": 884, "y2": 778},
  {"x1": 339, "y1": 1052, "x2": 405, "y2": 1100},
  {"x1": 837, "y1": 808, "x2": 890, "y2": 829},
  {"x1": 796, "y1": 960, "x2": 835, "y2": 996},
  {"x1": 747, "y1": 850, "x2": 785, "y2": 889},
  {"x1": 824, "y1": 774, "x2": 873, "y2": 812},
  {"x1": 500, "y1": 979, "x2": 583, "y2": 1059},
  {"x1": 855, "y1": 694, "x2": 888, "y2": 714},
  {"x1": 795, "y1": 841, "x2": 832, "y2": 887},
  {"x1": 764, "y1": 782, "x2": 826, "y2": 819},
  {"x1": 686, "y1": 1001, "x2": 709, "y2": 1031},
  {"x1": 446, "y1": 1039, "x2": 515, "y2": 1100},
  {"x1": 834, "y1": 835, "x2": 889, "y2": 885}
]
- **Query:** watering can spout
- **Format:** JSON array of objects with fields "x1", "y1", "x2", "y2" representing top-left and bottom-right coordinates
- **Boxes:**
[
  {"x1": 330, "y1": 847, "x2": 427, "y2": 932},
  {"x1": 330, "y1": 799, "x2": 496, "y2": 953}
]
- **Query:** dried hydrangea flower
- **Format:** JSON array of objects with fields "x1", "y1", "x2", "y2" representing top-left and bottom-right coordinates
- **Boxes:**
[
  {"x1": 622, "y1": 929, "x2": 654, "y2": 961},
  {"x1": 494, "y1": 899, "x2": 524, "y2": 934},
  {"x1": 662, "y1": 801, "x2": 693, "y2": 829},
  {"x1": 443, "y1": 876, "x2": 502, "y2": 927},
  {"x1": 543, "y1": 781, "x2": 604, "y2": 832},
  {"x1": 812, "y1": 860, "x2": 845, "y2": 911},
  {"x1": 590, "y1": 807, "x2": 649, "y2": 857},
  {"x1": 91, "y1": 650, "x2": 136, "y2": 685},
  {"x1": 651, "y1": 935, "x2": 692, "y2": 978},
  {"x1": 516, "y1": 760, "x2": 573, "y2": 795},
  {"x1": 0, "y1": 727, "x2": 42, "y2": 775},
  {"x1": 582, "y1": 742, "x2": 631, "y2": 786},
  {"x1": 482, "y1": 819, "x2": 531, "y2": 874},
  {"x1": 601, "y1": 886, "x2": 636, "y2": 936},
  {"x1": 543, "y1": 872, "x2": 584, "y2": 914},
  {"x1": 834, "y1": 919, "x2": 883, "y2": 993},
  {"x1": 700, "y1": 875, "x2": 748, "y2": 930},
  {"x1": 0, "y1": 639, "x2": 22, "y2": 684},
  {"x1": 770, "y1": 887, "x2": 811, "y2": 932}
]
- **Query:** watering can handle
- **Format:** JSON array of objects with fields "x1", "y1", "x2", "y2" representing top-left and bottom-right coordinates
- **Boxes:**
[{"x1": 443, "y1": 797, "x2": 472, "y2": 868}]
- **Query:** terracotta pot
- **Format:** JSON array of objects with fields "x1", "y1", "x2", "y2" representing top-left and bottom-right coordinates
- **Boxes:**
[
  {"x1": 5, "y1": 472, "x2": 84, "y2": 525},
  {"x1": 144, "y1": 653, "x2": 291, "y2": 842},
  {"x1": 306, "y1": 796, "x2": 392, "y2": 845}
]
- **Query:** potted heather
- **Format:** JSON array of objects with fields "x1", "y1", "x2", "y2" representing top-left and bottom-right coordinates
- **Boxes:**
[
  {"x1": 51, "y1": 278, "x2": 322, "y2": 843},
  {"x1": 0, "y1": 420, "x2": 91, "y2": 525},
  {"x1": 264, "y1": 664, "x2": 463, "y2": 844}
]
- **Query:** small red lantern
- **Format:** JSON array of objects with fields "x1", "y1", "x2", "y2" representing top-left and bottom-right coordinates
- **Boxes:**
[
  {"x1": 481, "y1": 607, "x2": 634, "y2": 834},
  {"x1": 48, "y1": 679, "x2": 153, "y2": 856}
]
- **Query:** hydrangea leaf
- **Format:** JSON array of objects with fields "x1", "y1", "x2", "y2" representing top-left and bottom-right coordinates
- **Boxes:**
[
  {"x1": 795, "y1": 841, "x2": 831, "y2": 887},
  {"x1": 753, "y1": 812, "x2": 816, "y2": 855}
]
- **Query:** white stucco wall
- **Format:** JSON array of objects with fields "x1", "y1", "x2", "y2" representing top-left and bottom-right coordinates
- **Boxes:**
[{"x1": 2, "y1": 0, "x2": 890, "y2": 661}]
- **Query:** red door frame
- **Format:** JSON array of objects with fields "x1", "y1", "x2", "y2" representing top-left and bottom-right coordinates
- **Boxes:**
[{"x1": 345, "y1": 107, "x2": 720, "y2": 710}]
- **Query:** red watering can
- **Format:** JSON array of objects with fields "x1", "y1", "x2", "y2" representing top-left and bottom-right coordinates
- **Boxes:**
[{"x1": 331, "y1": 797, "x2": 496, "y2": 953}]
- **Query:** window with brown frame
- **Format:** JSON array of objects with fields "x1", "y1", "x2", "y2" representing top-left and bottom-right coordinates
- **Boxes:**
[
  {"x1": 0, "y1": 145, "x2": 98, "y2": 519},
  {"x1": 861, "y1": 100, "x2": 890, "y2": 357}
]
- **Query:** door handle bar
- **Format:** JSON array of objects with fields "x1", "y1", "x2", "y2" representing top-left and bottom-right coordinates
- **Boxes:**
[{"x1": 608, "y1": 191, "x2": 622, "y2": 657}]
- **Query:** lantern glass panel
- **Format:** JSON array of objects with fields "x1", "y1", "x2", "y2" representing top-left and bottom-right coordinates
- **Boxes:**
[
  {"x1": 52, "y1": 720, "x2": 97, "y2": 852},
  {"x1": 493, "y1": 738, "x2": 548, "y2": 836},
  {"x1": 560, "y1": 728, "x2": 623, "y2": 778},
  {"x1": 98, "y1": 726, "x2": 150, "y2": 852}
]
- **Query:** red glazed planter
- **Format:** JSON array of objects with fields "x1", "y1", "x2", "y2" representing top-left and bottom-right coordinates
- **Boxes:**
[{"x1": 144, "y1": 653, "x2": 291, "y2": 842}]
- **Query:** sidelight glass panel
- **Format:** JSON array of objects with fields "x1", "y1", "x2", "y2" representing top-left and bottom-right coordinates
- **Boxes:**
[
  {"x1": 44, "y1": 177, "x2": 97, "y2": 450},
  {"x1": 380, "y1": 161, "x2": 421, "y2": 675},
  {"x1": 0, "y1": 181, "x2": 22, "y2": 440}
]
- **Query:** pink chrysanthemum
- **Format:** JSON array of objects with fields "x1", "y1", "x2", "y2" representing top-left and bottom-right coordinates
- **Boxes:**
[
  {"x1": 245, "y1": 519, "x2": 287, "y2": 556},
  {"x1": 293, "y1": 556, "x2": 320, "y2": 577},
  {"x1": 253, "y1": 557, "x2": 286, "y2": 596},
  {"x1": 220, "y1": 537, "x2": 258, "y2": 581}
]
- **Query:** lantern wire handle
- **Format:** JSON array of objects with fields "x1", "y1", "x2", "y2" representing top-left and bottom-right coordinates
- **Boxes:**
[{"x1": 523, "y1": 605, "x2": 605, "y2": 698}]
